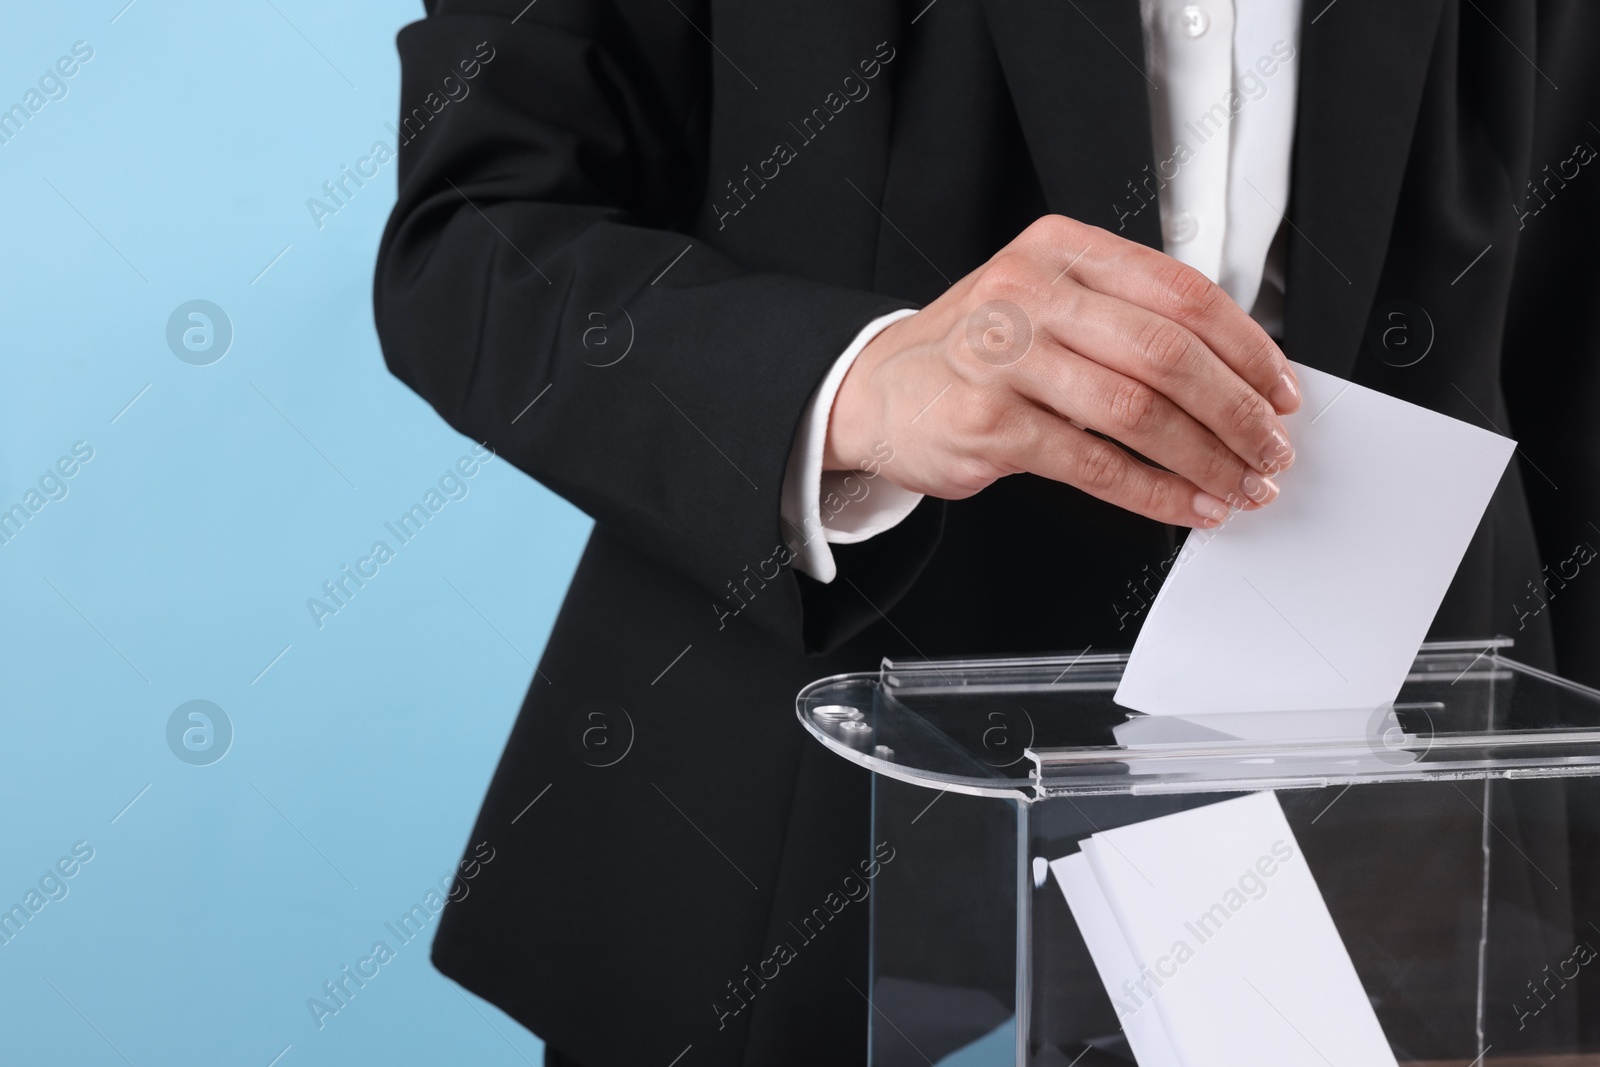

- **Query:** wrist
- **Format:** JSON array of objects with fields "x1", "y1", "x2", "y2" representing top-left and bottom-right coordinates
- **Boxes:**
[{"x1": 823, "y1": 322, "x2": 897, "y2": 472}]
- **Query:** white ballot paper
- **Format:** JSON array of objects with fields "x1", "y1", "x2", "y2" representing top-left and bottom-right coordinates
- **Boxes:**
[
  {"x1": 1051, "y1": 792, "x2": 1397, "y2": 1067},
  {"x1": 1116, "y1": 361, "x2": 1515, "y2": 716}
]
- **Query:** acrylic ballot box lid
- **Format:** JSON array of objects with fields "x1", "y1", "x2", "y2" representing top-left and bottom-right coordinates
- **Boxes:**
[{"x1": 797, "y1": 639, "x2": 1600, "y2": 800}]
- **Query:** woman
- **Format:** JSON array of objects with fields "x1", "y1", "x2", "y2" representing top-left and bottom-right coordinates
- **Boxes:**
[{"x1": 374, "y1": 1, "x2": 1600, "y2": 1062}]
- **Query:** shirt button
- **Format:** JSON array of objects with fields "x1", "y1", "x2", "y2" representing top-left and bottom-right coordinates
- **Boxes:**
[
  {"x1": 1166, "y1": 211, "x2": 1199, "y2": 244},
  {"x1": 1178, "y1": 5, "x2": 1210, "y2": 37}
]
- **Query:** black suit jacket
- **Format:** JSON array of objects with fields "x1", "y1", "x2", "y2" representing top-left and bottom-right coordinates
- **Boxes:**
[{"x1": 373, "y1": 1, "x2": 1600, "y2": 1063}]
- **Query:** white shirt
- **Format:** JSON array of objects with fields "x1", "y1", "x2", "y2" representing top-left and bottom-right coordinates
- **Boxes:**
[{"x1": 782, "y1": 0, "x2": 1303, "y2": 582}]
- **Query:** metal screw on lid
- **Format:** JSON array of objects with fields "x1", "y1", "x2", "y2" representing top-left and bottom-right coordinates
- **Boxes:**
[
  {"x1": 812, "y1": 704, "x2": 864, "y2": 723},
  {"x1": 838, "y1": 720, "x2": 872, "y2": 734},
  {"x1": 873, "y1": 745, "x2": 895, "y2": 759}
]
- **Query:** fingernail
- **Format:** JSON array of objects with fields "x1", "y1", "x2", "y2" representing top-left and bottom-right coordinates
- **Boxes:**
[
  {"x1": 1240, "y1": 471, "x2": 1278, "y2": 505},
  {"x1": 1192, "y1": 491, "x2": 1229, "y2": 526},
  {"x1": 1269, "y1": 372, "x2": 1300, "y2": 414},
  {"x1": 1259, "y1": 429, "x2": 1294, "y2": 474}
]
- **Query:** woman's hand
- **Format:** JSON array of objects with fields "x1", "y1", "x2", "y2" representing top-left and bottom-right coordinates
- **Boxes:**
[{"x1": 825, "y1": 214, "x2": 1300, "y2": 528}]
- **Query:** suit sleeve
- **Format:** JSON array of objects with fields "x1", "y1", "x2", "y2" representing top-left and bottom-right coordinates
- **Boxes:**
[{"x1": 373, "y1": 0, "x2": 933, "y2": 652}]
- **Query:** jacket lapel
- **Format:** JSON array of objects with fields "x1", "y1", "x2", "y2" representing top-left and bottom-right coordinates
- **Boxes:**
[
  {"x1": 1283, "y1": 0, "x2": 1447, "y2": 377},
  {"x1": 976, "y1": 0, "x2": 1165, "y2": 251},
  {"x1": 977, "y1": 0, "x2": 1446, "y2": 380}
]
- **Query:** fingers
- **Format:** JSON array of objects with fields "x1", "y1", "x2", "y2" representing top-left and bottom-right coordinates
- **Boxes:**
[
  {"x1": 998, "y1": 403, "x2": 1235, "y2": 528},
  {"x1": 1007, "y1": 346, "x2": 1280, "y2": 510},
  {"x1": 1031, "y1": 284, "x2": 1295, "y2": 476},
  {"x1": 1020, "y1": 215, "x2": 1301, "y2": 418},
  {"x1": 888, "y1": 214, "x2": 1302, "y2": 521}
]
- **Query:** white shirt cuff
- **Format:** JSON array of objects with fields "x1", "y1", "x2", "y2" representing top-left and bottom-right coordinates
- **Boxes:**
[{"x1": 781, "y1": 308, "x2": 924, "y2": 584}]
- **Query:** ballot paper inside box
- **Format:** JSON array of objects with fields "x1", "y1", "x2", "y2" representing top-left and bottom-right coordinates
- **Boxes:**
[{"x1": 797, "y1": 640, "x2": 1600, "y2": 1067}]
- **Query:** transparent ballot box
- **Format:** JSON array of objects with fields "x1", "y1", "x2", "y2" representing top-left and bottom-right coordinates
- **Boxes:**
[{"x1": 797, "y1": 640, "x2": 1600, "y2": 1067}]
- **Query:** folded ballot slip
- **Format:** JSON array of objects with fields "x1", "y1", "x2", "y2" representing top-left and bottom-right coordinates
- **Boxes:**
[
  {"x1": 1116, "y1": 362, "x2": 1514, "y2": 716},
  {"x1": 1050, "y1": 792, "x2": 1397, "y2": 1067}
]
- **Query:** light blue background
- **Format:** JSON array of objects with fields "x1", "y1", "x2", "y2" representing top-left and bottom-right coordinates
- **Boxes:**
[{"x1": 0, "y1": 2, "x2": 588, "y2": 1063}]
